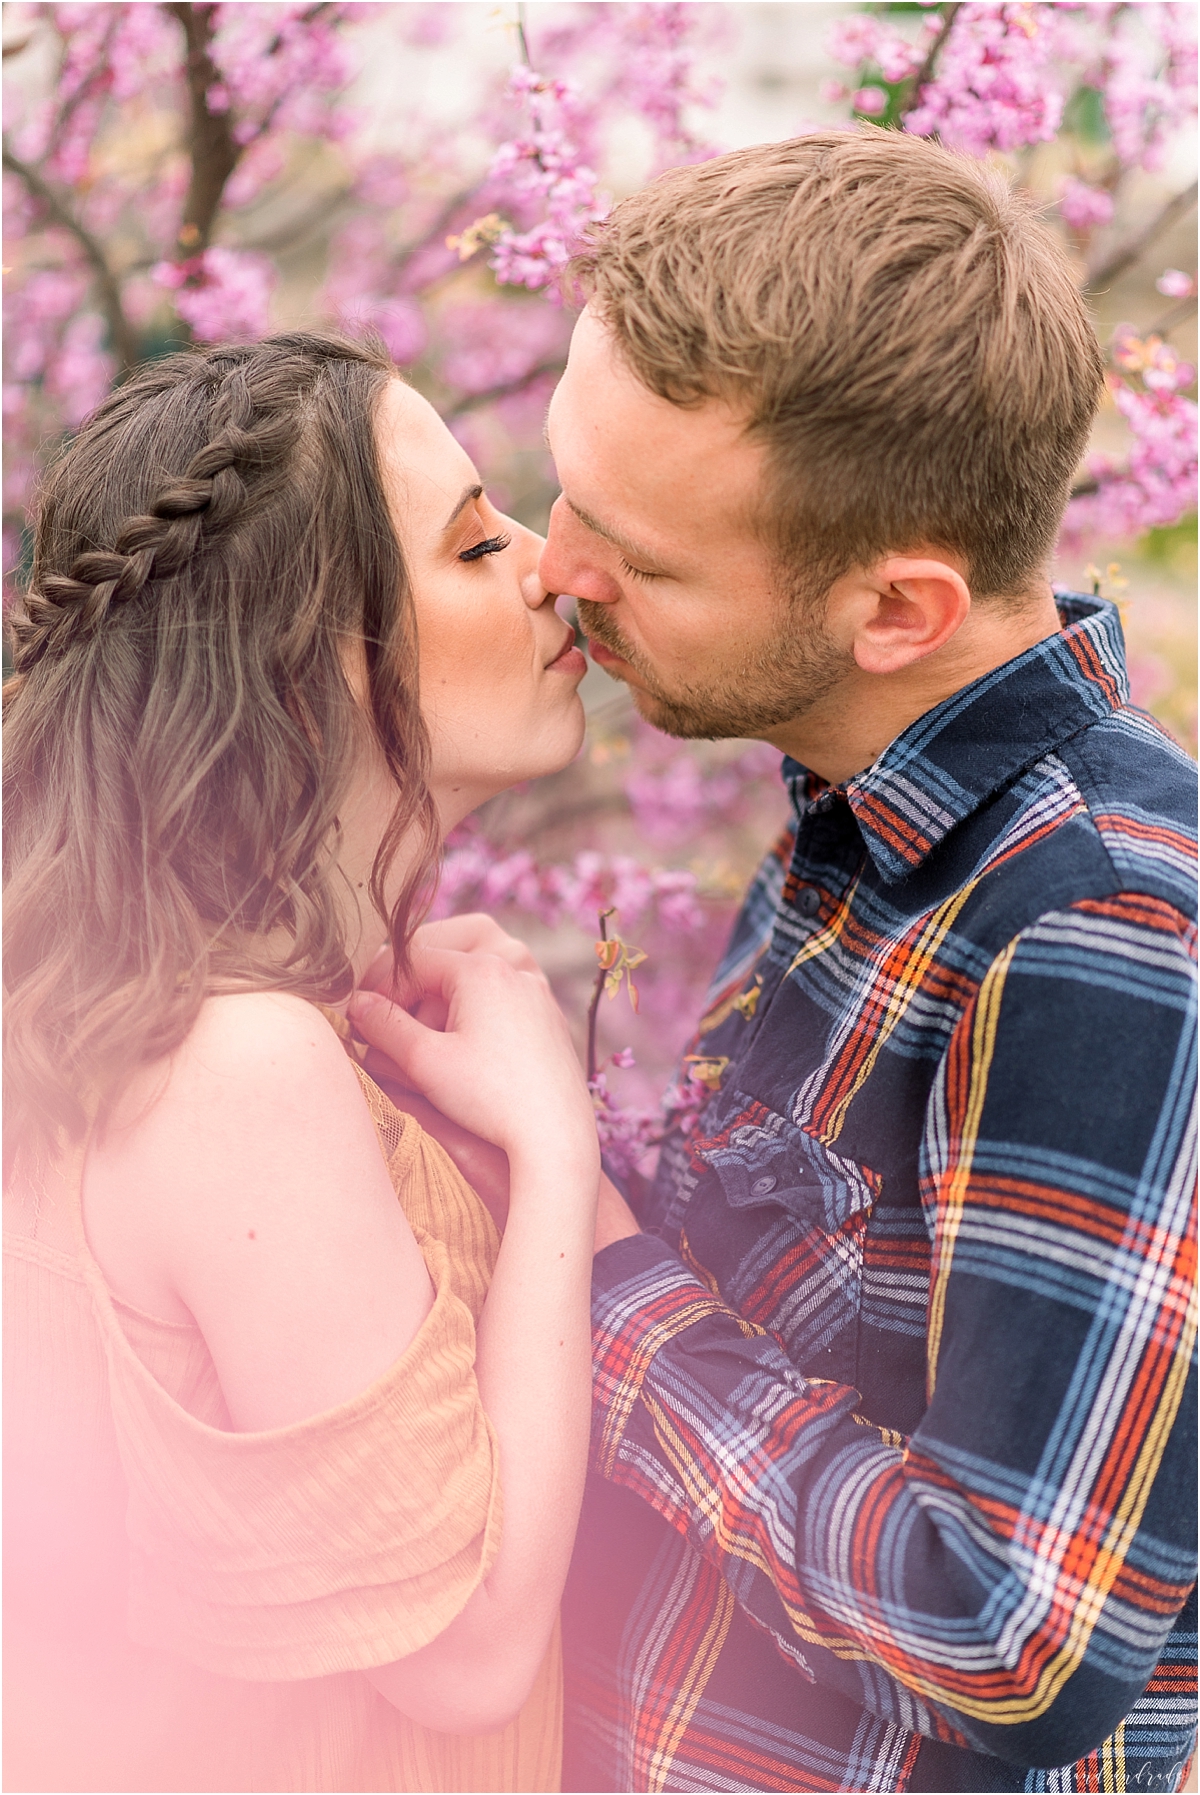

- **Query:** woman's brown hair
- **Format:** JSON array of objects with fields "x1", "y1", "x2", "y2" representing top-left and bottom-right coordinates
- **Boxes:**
[{"x1": 4, "y1": 331, "x2": 439, "y2": 1165}]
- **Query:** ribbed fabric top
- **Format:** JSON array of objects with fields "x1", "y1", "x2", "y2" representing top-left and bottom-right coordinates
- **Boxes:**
[{"x1": 3, "y1": 1058, "x2": 562, "y2": 1793}]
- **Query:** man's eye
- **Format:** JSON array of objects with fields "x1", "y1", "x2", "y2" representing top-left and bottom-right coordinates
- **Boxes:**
[
  {"x1": 459, "y1": 533, "x2": 511, "y2": 563},
  {"x1": 621, "y1": 557, "x2": 660, "y2": 584}
]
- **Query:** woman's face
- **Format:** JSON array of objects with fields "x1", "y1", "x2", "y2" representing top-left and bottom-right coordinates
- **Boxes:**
[{"x1": 375, "y1": 378, "x2": 587, "y2": 825}]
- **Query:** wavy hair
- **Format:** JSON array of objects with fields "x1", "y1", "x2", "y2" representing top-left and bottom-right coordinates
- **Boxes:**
[{"x1": 4, "y1": 332, "x2": 439, "y2": 1167}]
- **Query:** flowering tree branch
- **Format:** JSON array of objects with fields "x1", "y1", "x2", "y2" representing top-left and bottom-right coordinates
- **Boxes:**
[
  {"x1": 903, "y1": 1, "x2": 962, "y2": 115},
  {"x1": 1086, "y1": 180, "x2": 1198, "y2": 292},
  {"x1": 1, "y1": 142, "x2": 139, "y2": 371}
]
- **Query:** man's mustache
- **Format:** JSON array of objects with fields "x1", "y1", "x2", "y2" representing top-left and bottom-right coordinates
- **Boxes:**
[{"x1": 575, "y1": 600, "x2": 641, "y2": 667}]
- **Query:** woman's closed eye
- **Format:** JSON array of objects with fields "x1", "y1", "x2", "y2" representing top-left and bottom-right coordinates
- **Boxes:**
[{"x1": 459, "y1": 532, "x2": 512, "y2": 564}]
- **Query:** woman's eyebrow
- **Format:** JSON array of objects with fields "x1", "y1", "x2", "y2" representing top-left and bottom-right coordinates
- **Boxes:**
[{"x1": 442, "y1": 483, "x2": 484, "y2": 532}]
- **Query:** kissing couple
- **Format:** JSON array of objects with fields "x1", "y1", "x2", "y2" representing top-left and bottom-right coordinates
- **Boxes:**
[{"x1": 6, "y1": 131, "x2": 1196, "y2": 1795}]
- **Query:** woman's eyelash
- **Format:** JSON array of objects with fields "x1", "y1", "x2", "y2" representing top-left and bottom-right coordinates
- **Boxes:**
[
  {"x1": 621, "y1": 557, "x2": 660, "y2": 584},
  {"x1": 459, "y1": 532, "x2": 511, "y2": 563}
]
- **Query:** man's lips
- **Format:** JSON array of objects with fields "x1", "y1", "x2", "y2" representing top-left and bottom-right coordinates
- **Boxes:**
[{"x1": 586, "y1": 637, "x2": 631, "y2": 670}]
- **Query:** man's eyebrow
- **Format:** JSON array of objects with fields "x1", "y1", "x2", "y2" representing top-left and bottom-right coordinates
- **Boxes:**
[
  {"x1": 565, "y1": 498, "x2": 668, "y2": 572},
  {"x1": 442, "y1": 483, "x2": 483, "y2": 532}
]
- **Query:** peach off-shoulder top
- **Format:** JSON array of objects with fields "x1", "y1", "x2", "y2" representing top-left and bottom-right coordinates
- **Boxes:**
[{"x1": 3, "y1": 1060, "x2": 561, "y2": 1793}]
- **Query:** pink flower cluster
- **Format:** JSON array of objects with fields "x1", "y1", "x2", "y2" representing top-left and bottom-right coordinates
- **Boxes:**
[
  {"x1": 1064, "y1": 324, "x2": 1198, "y2": 545},
  {"x1": 904, "y1": 5, "x2": 1065, "y2": 153},
  {"x1": 432, "y1": 834, "x2": 707, "y2": 937},
  {"x1": 8, "y1": 4, "x2": 180, "y2": 185},
  {"x1": 1058, "y1": 175, "x2": 1115, "y2": 231},
  {"x1": 151, "y1": 246, "x2": 276, "y2": 343},
  {"x1": 588, "y1": 1067, "x2": 663, "y2": 1176},
  {"x1": 481, "y1": 4, "x2": 721, "y2": 295},
  {"x1": 827, "y1": 12, "x2": 931, "y2": 87},
  {"x1": 1093, "y1": 0, "x2": 1198, "y2": 174},
  {"x1": 485, "y1": 65, "x2": 608, "y2": 294}
]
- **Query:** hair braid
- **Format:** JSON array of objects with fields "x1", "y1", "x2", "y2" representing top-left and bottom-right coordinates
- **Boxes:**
[{"x1": 9, "y1": 355, "x2": 316, "y2": 673}]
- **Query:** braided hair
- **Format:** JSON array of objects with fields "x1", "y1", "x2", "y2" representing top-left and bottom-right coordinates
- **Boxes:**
[{"x1": 4, "y1": 333, "x2": 439, "y2": 1165}]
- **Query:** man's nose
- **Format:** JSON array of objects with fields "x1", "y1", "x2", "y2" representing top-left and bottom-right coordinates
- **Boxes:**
[{"x1": 538, "y1": 495, "x2": 620, "y2": 606}]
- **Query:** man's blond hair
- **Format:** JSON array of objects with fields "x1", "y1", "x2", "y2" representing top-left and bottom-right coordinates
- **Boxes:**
[{"x1": 570, "y1": 130, "x2": 1105, "y2": 604}]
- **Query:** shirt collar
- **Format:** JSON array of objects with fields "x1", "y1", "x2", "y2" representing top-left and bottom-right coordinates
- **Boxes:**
[{"x1": 782, "y1": 594, "x2": 1130, "y2": 884}]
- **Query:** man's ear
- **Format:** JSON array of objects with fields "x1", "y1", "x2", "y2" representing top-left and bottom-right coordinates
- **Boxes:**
[{"x1": 848, "y1": 556, "x2": 972, "y2": 676}]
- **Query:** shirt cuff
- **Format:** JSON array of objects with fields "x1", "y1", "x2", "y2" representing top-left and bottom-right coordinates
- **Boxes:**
[{"x1": 590, "y1": 1232, "x2": 763, "y2": 1478}]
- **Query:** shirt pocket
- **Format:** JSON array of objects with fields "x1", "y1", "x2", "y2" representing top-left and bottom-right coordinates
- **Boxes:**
[{"x1": 691, "y1": 1095, "x2": 881, "y2": 1384}]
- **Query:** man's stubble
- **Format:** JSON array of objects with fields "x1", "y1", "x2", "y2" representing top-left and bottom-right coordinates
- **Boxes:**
[{"x1": 575, "y1": 593, "x2": 849, "y2": 741}]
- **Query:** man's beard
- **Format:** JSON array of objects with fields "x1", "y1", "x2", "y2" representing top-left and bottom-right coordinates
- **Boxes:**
[{"x1": 575, "y1": 595, "x2": 849, "y2": 741}]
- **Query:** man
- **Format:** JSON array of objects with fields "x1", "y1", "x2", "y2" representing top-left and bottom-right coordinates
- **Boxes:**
[{"x1": 535, "y1": 132, "x2": 1198, "y2": 1793}]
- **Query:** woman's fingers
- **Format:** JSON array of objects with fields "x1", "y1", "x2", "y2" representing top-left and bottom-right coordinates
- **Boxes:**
[
  {"x1": 415, "y1": 915, "x2": 544, "y2": 976},
  {"x1": 350, "y1": 946, "x2": 593, "y2": 1170},
  {"x1": 359, "y1": 922, "x2": 543, "y2": 1018},
  {"x1": 348, "y1": 985, "x2": 449, "y2": 1086}
]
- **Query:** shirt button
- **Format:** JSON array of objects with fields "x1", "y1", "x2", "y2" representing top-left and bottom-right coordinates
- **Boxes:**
[
  {"x1": 750, "y1": 1174, "x2": 778, "y2": 1196},
  {"x1": 797, "y1": 887, "x2": 821, "y2": 917}
]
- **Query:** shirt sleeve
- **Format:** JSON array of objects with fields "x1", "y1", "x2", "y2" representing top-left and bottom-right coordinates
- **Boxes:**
[
  {"x1": 103, "y1": 1225, "x2": 502, "y2": 1683},
  {"x1": 589, "y1": 893, "x2": 1198, "y2": 1769}
]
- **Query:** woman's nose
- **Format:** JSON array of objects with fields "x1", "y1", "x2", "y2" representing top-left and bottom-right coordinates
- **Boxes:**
[{"x1": 511, "y1": 520, "x2": 550, "y2": 609}]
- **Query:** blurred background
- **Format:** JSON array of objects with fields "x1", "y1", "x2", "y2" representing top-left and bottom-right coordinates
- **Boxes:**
[{"x1": 4, "y1": 2, "x2": 1196, "y2": 1155}]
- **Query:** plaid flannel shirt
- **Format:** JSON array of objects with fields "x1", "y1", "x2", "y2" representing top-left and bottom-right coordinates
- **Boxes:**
[{"x1": 563, "y1": 596, "x2": 1198, "y2": 1795}]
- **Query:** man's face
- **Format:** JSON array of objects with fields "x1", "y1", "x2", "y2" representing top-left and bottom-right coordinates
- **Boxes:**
[{"x1": 539, "y1": 308, "x2": 848, "y2": 741}]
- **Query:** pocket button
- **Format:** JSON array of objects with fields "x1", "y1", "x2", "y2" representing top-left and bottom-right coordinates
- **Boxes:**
[
  {"x1": 750, "y1": 1174, "x2": 778, "y2": 1196},
  {"x1": 797, "y1": 887, "x2": 821, "y2": 917}
]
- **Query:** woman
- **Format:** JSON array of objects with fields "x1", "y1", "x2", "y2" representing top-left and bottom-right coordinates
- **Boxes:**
[{"x1": 4, "y1": 332, "x2": 600, "y2": 1793}]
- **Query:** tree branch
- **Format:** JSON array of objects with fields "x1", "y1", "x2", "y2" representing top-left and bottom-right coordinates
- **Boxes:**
[
  {"x1": 1085, "y1": 180, "x2": 1198, "y2": 292},
  {"x1": 2, "y1": 142, "x2": 140, "y2": 371},
  {"x1": 163, "y1": 2, "x2": 240, "y2": 255},
  {"x1": 1150, "y1": 293, "x2": 1198, "y2": 336},
  {"x1": 902, "y1": 1, "x2": 962, "y2": 111},
  {"x1": 445, "y1": 360, "x2": 566, "y2": 419}
]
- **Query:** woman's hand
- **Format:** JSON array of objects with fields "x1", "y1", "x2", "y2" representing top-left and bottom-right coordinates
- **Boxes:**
[
  {"x1": 360, "y1": 915, "x2": 542, "y2": 1051},
  {"x1": 348, "y1": 937, "x2": 596, "y2": 1184}
]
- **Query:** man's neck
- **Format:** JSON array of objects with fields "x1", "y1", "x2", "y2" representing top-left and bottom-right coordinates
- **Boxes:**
[{"x1": 767, "y1": 587, "x2": 1063, "y2": 786}]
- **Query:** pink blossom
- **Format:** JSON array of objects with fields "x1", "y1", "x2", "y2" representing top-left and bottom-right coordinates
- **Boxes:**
[
  {"x1": 152, "y1": 246, "x2": 275, "y2": 343},
  {"x1": 828, "y1": 17, "x2": 882, "y2": 68},
  {"x1": 588, "y1": 1071, "x2": 663, "y2": 1176},
  {"x1": 1157, "y1": 268, "x2": 1196, "y2": 298},
  {"x1": 874, "y1": 33, "x2": 924, "y2": 83},
  {"x1": 1059, "y1": 176, "x2": 1115, "y2": 229},
  {"x1": 853, "y1": 87, "x2": 889, "y2": 116},
  {"x1": 905, "y1": 4, "x2": 1066, "y2": 154},
  {"x1": 1063, "y1": 369, "x2": 1197, "y2": 544},
  {"x1": 485, "y1": 68, "x2": 609, "y2": 294}
]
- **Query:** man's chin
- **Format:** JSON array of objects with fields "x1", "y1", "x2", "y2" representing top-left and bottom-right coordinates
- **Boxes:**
[{"x1": 629, "y1": 686, "x2": 735, "y2": 741}]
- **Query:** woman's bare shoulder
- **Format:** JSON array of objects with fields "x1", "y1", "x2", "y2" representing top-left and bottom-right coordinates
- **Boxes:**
[{"x1": 85, "y1": 991, "x2": 413, "y2": 1347}]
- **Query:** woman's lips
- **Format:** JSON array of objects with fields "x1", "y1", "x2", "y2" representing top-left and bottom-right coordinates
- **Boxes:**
[{"x1": 545, "y1": 627, "x2": 588, "y2": 676}]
